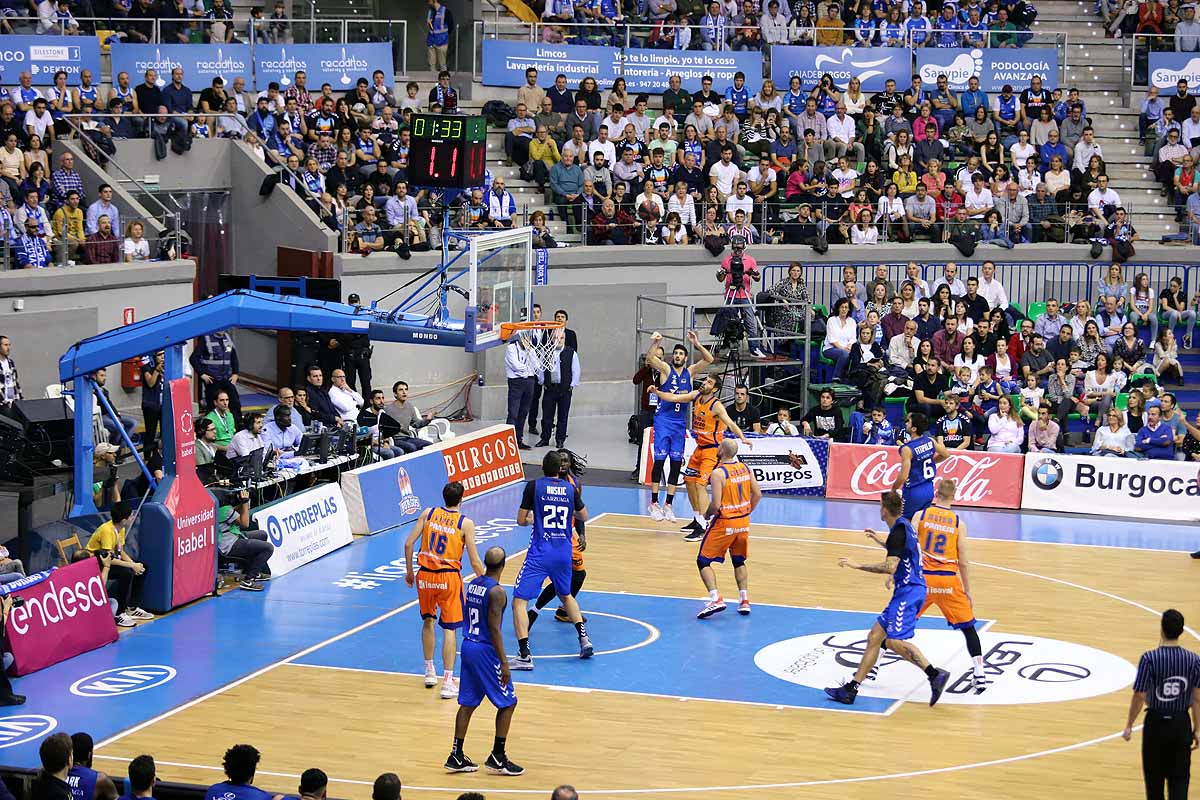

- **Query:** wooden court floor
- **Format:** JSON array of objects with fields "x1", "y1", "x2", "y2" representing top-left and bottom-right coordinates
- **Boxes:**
[{"x1": 92, "y1": 513, "x2": 1200, "y2": 800}]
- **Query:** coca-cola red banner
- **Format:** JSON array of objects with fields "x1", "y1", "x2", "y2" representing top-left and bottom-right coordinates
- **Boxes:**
[
  {"x1": 826, "y1": 443, "x2": 1024, "y2": 509},
  {"x1": 5, "y1": 558, "x2": 118, "y2": 675}
]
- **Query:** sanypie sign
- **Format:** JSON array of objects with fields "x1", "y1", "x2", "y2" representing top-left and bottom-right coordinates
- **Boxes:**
[{"x1": 825, "y1": 444, "x2": 1024, "y2": 509}]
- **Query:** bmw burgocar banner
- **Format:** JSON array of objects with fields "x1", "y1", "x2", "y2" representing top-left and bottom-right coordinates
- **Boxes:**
[
  {"x1": 253, "y1": 482, "x2": 353, "y2": 578},
  {"x1": 1021, "y1": 452, "x2": 1200, "y2": 520},
  {"x1": 915, "y1": 47, "x2": 1058, "y2": 92},
  {"x1": 770, "y1": 46, "x2": 909, "y2": 92},
  {"x1": 254, "y1": 43, "x2": 394, "y2": 92},
  {"x1": 481, "y1": 39, "x2": 762, "y2": 93},
  {"x1": 0, "y1": 36, "x2": 101, "y2": 85},
  {"x1": 1149, "y1": 53, "x2": 1200, "y2": 95},
  {"x1": 109, "y1": 42, "x2": 251, "y2": 88}
]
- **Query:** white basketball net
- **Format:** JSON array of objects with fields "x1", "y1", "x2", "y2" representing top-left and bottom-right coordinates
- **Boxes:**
[{"x1": 522, "y1": 326, "x2": 564, "y2": 373}]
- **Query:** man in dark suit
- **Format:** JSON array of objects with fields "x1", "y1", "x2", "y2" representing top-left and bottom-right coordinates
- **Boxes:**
[{"x1": 536, "y1": 329, "x2": 580, "y2": 449}]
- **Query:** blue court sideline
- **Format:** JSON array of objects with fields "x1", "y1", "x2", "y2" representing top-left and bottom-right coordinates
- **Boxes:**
[{"x1": 0, "y1": 484, "x2": 1191, "y2": 766}]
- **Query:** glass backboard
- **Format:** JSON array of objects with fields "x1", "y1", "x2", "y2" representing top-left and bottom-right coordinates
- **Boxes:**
[{"x1": 466, "y1": 226, "x2": 533, "y2": 352}]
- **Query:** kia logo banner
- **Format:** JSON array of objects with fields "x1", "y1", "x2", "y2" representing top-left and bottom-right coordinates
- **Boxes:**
[{"x1": 770, "y1": 46, "x2": 909, "y2": 92}]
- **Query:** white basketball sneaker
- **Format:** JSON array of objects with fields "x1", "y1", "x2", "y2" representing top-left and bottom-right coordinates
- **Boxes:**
[
  {"x1": 662, "y1": 504, "x2": 677, "y2": 522},
  {"x1": 649, "y1": 501, "x2": 664, "y2": 521}
]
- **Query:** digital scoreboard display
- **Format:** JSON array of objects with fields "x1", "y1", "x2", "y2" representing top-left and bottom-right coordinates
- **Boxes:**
[{"x1": 408, "y1": 114, "x2": 488, "y2": 189}]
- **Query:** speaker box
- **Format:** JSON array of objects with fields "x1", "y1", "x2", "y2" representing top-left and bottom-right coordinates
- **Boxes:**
[{"x1": 10, "y1": 398, "x2": 74, "y2": 465}]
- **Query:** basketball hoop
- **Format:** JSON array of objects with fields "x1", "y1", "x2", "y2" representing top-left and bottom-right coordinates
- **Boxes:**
[{"x1": 500, "y1": 320, "x2": 566, "y2": 372}]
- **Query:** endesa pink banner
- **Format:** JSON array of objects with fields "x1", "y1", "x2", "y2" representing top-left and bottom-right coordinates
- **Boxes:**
[
  {"x1": 826, "y1": 443, "x2": 1024, "y2": 509},
  {"x1": 5, "y1": 558, "x2": 117, "y2": 675}
]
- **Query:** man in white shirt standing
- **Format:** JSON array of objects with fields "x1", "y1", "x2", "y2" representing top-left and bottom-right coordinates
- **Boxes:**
[
  {"x1": 724, "y1": 180, "x2": 754, "y2": 222},
  {"x1": 709, "y1": 144, "x2": 742, "y2": 200},
  {"x1": 505, "y1": 332, "x2": 538, "y2": 450},
  {"x1": 977, "y1": 260, "x2": 1010, "y2": 313},
  {"x1": 826, "y1": 104, "x2": 864, "y2": 165},
  {"x1": 963, "y1": 173, "x2": 994, "y2": 220},
  {"x1": 1087, "y1": 174, "x2": 1121, "y2": 221},
  {"x1": 587, "y1": 125, "x2": 616, "y2": 169}
]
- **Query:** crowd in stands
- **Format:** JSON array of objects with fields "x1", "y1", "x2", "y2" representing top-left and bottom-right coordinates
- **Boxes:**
[
  {"x1": 1104, "y1": 0, "x2": 1200, "y2": 44},
  {"x1": 1139, "y1": 79, "x2": 1200, "y2": 238},
  {"x1": 503, "y1": 66, "x2": 1134, "y2": 253},
  {"x1": 30, "y1": 733, "x2": 567, "y2": 800},
  {"x1": 532, "y1": 0, "x2": 1038, "y2": 49},
  {"x1": 789, "y1": 259, "x2": 1200, "y2": 456}
]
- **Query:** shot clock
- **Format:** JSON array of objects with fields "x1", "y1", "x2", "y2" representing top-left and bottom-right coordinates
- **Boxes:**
[{"x1": 408, "y1": 114, "x2": 488, "y2": 189}]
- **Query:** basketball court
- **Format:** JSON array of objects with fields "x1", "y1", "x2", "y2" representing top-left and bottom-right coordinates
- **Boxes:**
[{"x1": 4, "y1": 482, "x2": 1196, "y2": 800}]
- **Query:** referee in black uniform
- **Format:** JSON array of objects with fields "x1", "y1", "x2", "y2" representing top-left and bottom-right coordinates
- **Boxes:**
[{"x1": 1124, "y1": 608, "x2": 1200, "y2": 800}]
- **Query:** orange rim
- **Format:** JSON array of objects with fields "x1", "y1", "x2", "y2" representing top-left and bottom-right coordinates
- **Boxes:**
[{"x1": 499, "y1": 320, "x2": 564, "y2": 341}]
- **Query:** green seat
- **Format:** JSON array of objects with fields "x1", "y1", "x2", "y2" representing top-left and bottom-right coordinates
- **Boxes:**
[
  {"x1": 1130, "y1": 372, "x2": 1157, "y2": 385},
  {"x1": 1027, "y1": 301, "x2": 1047, "y2": 321},
  {"x1": 813, "y1": 304, "x2": 827, "y2": 317},
  {"x1": 884, "y1": 396, "x2": 907, "y2": 405},
  {"x1": 1115, "y1": 392, "x2": 1129, "y2": 410},
  {"x1": 1009, "y1": 301, "x2": 1026, "y2": 319}
]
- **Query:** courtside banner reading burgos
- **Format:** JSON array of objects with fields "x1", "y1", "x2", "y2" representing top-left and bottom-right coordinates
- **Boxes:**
[
  {"x1": 1022, "y1": 452, "x2": 1200, "y2": 520},
  {"x1": 481, "y1": 39, "x2": 761, "y2": 93},
  {"x1": 1149, "y1": 52, "x2": 1200, "y2": 95},
  {"x1": 341, "y1": 425, "x2": 526, "y2": 534},
  {"x1": 5, "y1": 558, "x2": 117, "y2": 676},
  {"x1": 639, "y1": 431, "x2": 828, "y2": 496},
  {"x1": 109, "y1": 43, "x2": 251, "y2": 88},
  {"x1": 770, "y1": 46, "x2": 909, "y2": 92},
  {"x1": 253, "y1": 43, "x2": 393, "y2": 92},
  {"x1": 253, "y1": 482, "x2": 353, "y2": 578},
  {"x1": 915, "y1": 48, "x2": 1057, "y2": 93},
  {"x1": 0, "y1": 36, "x2": 100, "y2": 85},
  {"x1": 826, "y1": 443, "x2": 1024, "y2": 508}
]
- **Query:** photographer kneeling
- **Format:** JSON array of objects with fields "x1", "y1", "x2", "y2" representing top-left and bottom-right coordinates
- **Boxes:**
[
  {"x1": 717, "y1": 236, "x2": 767, "y2": 358},
  {"x1": 215, "y1": 488, "x2": 274, "y2": 592}
]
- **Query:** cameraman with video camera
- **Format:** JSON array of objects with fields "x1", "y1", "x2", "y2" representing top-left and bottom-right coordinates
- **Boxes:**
[
  {"x1": 717, "y1": 236, "x2": 767, "y2": 358},
  {"x1": 215, "y1": 488, "x2": 274, "y2": 592}
]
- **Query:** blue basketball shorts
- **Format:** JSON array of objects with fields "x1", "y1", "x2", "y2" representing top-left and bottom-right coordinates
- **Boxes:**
[
  {"x1": 458, "y1": 639, "x2": 517, "y2": 709},
  {"x1": 902, "y1": 482, "x2": 935, "y2": 519},
  {"x1": 512, "y1": 549, "x2": 572, "y2": 600},
  {"x1": 877, "y1": 583, "x2": 927, "y2": 641},
  {"x1": 653, "y1": 418, "x2": 686, "y2": 462}
]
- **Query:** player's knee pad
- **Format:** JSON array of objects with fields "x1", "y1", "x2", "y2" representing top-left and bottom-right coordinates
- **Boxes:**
[
  {"x1": 962, "y1": 624, "x2": 982, "y2": 658},
  {"x1": 667, "y1": 459, "x2": 683, "y2": 484},
  {"x1": 696, "y1": 556, "x2": 715, "y2": 571},
  {"x1": 651, "y1": 459, "x2": 666, "y2": 483},
  {"x1": 571, "y1": 569, "x2": 586, "y2": 595},
  {"x1": 730, "y1": 555, "x2": 746, "y2": 568}
]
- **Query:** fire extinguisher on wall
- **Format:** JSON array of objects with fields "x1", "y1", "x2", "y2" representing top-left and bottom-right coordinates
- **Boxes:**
[{"x1": 120, "y1": 306, "x2": 142, "y2": 391}]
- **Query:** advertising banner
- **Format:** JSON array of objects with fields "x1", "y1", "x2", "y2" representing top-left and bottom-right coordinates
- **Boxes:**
[
  {"x1": 638, "y1": 431, "x2": 828, "y2": 496},
  {"x1": 253, "y1": 482, "x2": 353, "y2": 578},
  {"x1": 771, "y1": 45, "x2": 910, "y2": 92},
  {"x1": 160, "y1": 378, "x2": 217, "y2": 607},
  {"x1": 253, "y1": 43, "x2": 394, "y2": 92},
  {"x1": 0, "y1": 36, "x2": 100, "y2": 85},
  {"x1": 1149, "y1": 52, "x2": 1200, "y2": 95},
  {"x1": 109, "y1": 42, "x2": 251, "y2": 88},
  {"x1": 341, "y1": 425, "x2": 526, "y2": 534},
  {"x1": 5, "y1": 558, "x2": 118, "y2": 676},
  {"x1": 440, "y1": 425, "x2": 524, "y2": 498},
  {"x1": 915, "y1": 48, "x2": 1058, "y2": 92},
  {"x1": 1022, "y1": 453, "x2": 1200, "y2": 520},
  {"x1": 826, "y1": 443, "x2": 1024, "y2": 509},
  {"x1": 481, "y1": 39, "x2": 761, "y2": 92}
]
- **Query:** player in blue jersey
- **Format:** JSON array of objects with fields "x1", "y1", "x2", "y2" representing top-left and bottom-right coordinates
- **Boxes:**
[
  {"x1": 510, "y1": 450, "x2": 593, "y2": 669},
  {"x1": 645, "y1": 330, "x2": 713, "y2": 522},
  {"x1": 446, "y1": 546, "x2": 523, "y2": 777},
  {"x1": 67, "y1": 733, "x2": 101, "y2": 800},
  {"x1": 825, "y1": 491, "x2": 951, "y2": 706},
  {"x1": 892, "y1": 412, "x2": 947, "y2": 519}
]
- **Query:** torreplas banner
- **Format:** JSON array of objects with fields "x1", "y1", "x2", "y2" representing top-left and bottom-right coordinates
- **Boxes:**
[
  {"x1": 1149, "y1": 52, "x2": 1200, "y2": 95},
  {"x1": 771, "y1": 46, "x2": 909, "y2": 92},
  {"x1": 109, "y1": 42, "x2": 251, "y2": 88},
  {"x1": 253, "y1": 43, "x2": 394, "y2": 92},
  {"x1": 826, "y1": 443, "x2": 1024, "y2": 509},
  {"x1": 341, "y1": 425, "x2": 525, "y2": 534},
  {"x1": 481, "y1": 39, "x2": 762, "y2": 93},
  {"x1": 254, "y1": 482, "x2": 353, "y2": 578},
  {"x1": 915, "y1": 48, "x2": 1058, "y2": 92},
  {"x1": 0, "y1": 36, "x2": 100, "y2": 85},
  {"x1": 1022, "y1": 453, "x2": 1200, "y2": 520}
]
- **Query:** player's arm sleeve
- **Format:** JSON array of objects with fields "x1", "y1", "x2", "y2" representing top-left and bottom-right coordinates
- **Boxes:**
[
  {"x1": 573, "y1": 485, "x2": 584, "y2": 512},
  {"x1": 520, "y1": 480, "x2": 535, "y2": 512},
  {"x1": 885, "y1": 526, "x2": 907, "y2": 559}
]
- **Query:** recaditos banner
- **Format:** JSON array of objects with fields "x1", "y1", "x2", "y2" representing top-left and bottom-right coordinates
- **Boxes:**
[
  {"x1": 826, "y1": 443, "x2": 1024, "y2": 508},
  {"x1": 253, "y1": 43, "x2": 394, "y2": 92},
  {"x1": 1022, "y1": 453, "x2": 1200, "y2": 520},
  {"x1": 254, "y1": 482, "x2": 353, "y2": 578},
  {"x1": 915, "y1": 48, "x2": 1058, "y2": 92},
  {"x1": 638, "y1": 431, "x2": 828, "y2": 496},
  {"x1": 341, "y1": 425, "x2": 526, "y2": 534},
  {"x1": 6, "y1": 558, "x2": 118, "y2": 676},
  {"x1": 0, "y1": 36, "x2": 101, "y2": 85},
  {"x1": 481, "y1": 39, "x2": 762, "y2": 92},
  {"x1": 771, "y1": 45, "x2": 909, "y2": 92},
  {"x1": 1149, "y1": 52, "x2": 1200, "y2": 95},
  {"x1": 109, "y1": 43, "x2": 251, "y2": 89}
]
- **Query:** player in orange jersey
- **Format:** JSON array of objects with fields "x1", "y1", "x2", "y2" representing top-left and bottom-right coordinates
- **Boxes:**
[
  {"x1": 405, "y1": 480, "x2": 486, "y2": 700},
  {"x1": 696, "y1": 439, "x2": 762, "y2": 619},
  {"x1": 655, "y1": 373, "x2": 752, "y2": 541},
  {"x1": 900, "y1": 477, "x2": 990, "y2": 693}
]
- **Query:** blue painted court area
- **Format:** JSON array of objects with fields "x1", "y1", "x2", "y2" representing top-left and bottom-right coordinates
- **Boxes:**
[{"x1": 0, "y1": 482, "x2": 1192, "y2": 769}]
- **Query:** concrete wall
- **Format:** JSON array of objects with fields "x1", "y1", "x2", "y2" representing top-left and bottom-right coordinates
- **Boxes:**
[
  {"x1": 112, "y1": 139, "x2": 233, "y2": 192},
  {"x1": 0, "y1": 261, "x2": 197, "y2": 410}
]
